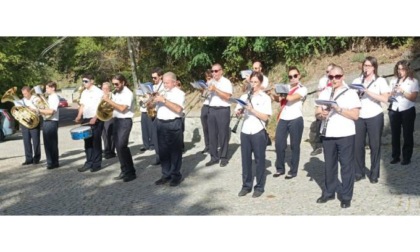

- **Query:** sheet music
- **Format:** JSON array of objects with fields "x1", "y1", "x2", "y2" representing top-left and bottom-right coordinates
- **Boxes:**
[
  {"x1": 274, "y1": 84, "x2": 289, "y2": 94},
  {"x1": 229, "y1": 98, "x2": 247, "y2": 106},
  {"x1": 240, "y1": 70, "x2": 252, "y2": 79},
  {"x1": 315, "y1": 99, "x2": 338, "y2": 106},
  {"x1": 349, "y1": 83, "x2": 365, "y2": 90}
]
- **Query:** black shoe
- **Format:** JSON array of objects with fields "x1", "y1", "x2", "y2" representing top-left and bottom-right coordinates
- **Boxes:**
[
  {"x1": 113, "y1": 173, "x2": 125, "y2": 180},
  {"x1": 151, "y1": 160, "x2": 161, "y2": 166},
  {"x1": 33, "y1": 160, "x2": 40, "y2": 165},
  {"x1": 310, "y1": 148, "x2": 323, "y2": 156},
  {"x1": 401, "y1": 160, "x2": 411, "y2": 165},
  {"x1": 220, "y1": 160, "x2": 228, "y2": 167},
  {"x1": 169, "y1": 179, "x2": 182, "y2": 187},
  {"x1": 123, "y1": 174, "x2": 137, "y2": 182},
  {"x1": 355, "y1": 174, "x2": 365, "y2": 182},
  {"x1": 252, "y1": 190, "x2": 264, "y2": 198},
  {"x1": 285, "y1": 174, "x2": 295, "y2": 180},
  {"x1": 316, "y1": 195, "x2": 335, "y2": 203},
  {"x1": 77, "y1": 166, "x2": 91, "y2": 172},
  {"x1": 22, "y1": 161, "x2": 32, "y2": 166},
  {"x1": 340, "y1": 200, "x2": 351, "y2": 208},
  {"x1": 369, "y1": 177, "x2": 378, "y2": 184},
  {"x1": 140, "y1": 147, "x2": 147, "y2": 152},
  {"x1": 205, "y1": 160, "x2": 219, "y2": 167},
  {"x1": 201, "y1": 148, "x2": 209, "y2": 154},
  {"x1": 90, "y1": 167, "x2": 102, "y2": 172},
  {"x1": 47, "y1": 165, "x2": 59, "y2": 170},
  {"x1": 273, "y1": 172, "x2": 285, "y2": 178},
  {"x1": 238, "y1": 188, "x2": 252, "y2": 197},
  {"x1": 390, "y1": 158, "x2": 400, "y2": 164},
  {"x1": 104, "y1": 154, "x2": 116, "y2": 159},
  {"x1": 155, "y1": 177, "x2": 171, "y2": 185}
]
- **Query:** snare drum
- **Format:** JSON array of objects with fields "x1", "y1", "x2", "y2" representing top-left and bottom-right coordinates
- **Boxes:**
[{"x1": 70, "y1": 126, "x2": 92, "y2": 140}]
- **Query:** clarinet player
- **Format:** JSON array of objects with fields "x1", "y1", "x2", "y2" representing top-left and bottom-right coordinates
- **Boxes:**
[
  {"x1": 315, "y1": 66, "x2": 361, "y2": 208},
  {"x1": 235, "y1": 72, "x2": 272, "y2": 198}
]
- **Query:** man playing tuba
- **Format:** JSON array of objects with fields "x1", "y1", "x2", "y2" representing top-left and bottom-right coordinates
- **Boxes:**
[
  {"x1": 20, "y1": 86, "x2": 42, "y2": 165},
  {"x1": 75, "y1": 73, "x2": 104, "y2": 173}
]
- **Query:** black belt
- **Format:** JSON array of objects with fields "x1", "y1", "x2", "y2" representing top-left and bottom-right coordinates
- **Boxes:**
[
  {"x1": 209, "y1": 106, "x2": 229, "y2": 109},
  {"x1": 158, "y1": 118, "x2": 181, "y2": 123}
]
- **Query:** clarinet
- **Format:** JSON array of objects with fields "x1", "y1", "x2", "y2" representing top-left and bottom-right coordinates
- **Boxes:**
[
  {"x1": 357, "y1": 72, "x2": 366, "y2": 98},
  {"x1": 320, "y1": 88, "x2": 336, "y2": 137},
  {"x1": 231, "y1": 88, "x2": 254, "y2": 133}
]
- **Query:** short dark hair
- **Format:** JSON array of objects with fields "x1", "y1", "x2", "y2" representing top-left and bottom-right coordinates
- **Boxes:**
[
  {"x1": 288, "y1": 66, "x2": 300, "y2": 75},
  {"x1": 151, "y1": 67, "x2": 164, "y2": 77},
  {"x1": 82, "y1": 73, "x2": 94, "y2": 80},
  {"x1": 46, "y1": 81, "x2": 57, "y2": 89},
  {"x1": 112, "y1": 74, "x2": 128, "y2": 86},
  {"x1": 250, "y1": 71, "x2": 264, "y2": 83}
]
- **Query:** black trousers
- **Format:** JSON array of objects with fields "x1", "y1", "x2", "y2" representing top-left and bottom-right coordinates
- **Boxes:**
[
  {"x1": 240, "y1": 129, "x2": 267, "y2": 192},
  {"x1": 140, "y1": 112, "x2": 153, "y2": 149},
  {"x1": 102, "y1": 118, "x2": 115, "y2": 156},
  {"x1": 42, "y1": 120, "x2": 59, "y2": 167},
  {"x1": 83, "y1": 118, "x2": 103, "y2": 169},
  {"x1": 314, "y1": 118, "x2": 323, "y2": 149},
  {"x1": 354, "y1": 113, "x2": 383, "y2": 179},
  {"x1": 275, "y1": 117, "x2": 304, "y2": 176},
  {"x1": 200, "y1": 105, "x2": 210, "y2": 150},
  {"x1": 151, "y1": 118, "x2": 160, "y2": 163},
  {"x1": 21, "y1": 124, "x2": 41, "y2": 163},
  {"x1": 157, "y1": 118, "x2": 183, "y2": 181},
  {"x1": 113, "y1": 118, "x2": 135, "y2": 176},
  {"x1": 322, "y1": 135, "x2": 355, "y2": 202},
  {"x1": 207, "y1": 106, "x2": 230, "y2": 162},
  {"x1": 389, "y1": 107, "x2": 416, "y2": 162}
]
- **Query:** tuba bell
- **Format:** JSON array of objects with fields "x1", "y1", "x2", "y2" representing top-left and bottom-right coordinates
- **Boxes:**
[
  {"x1": 1, "y1": 87, "x2": 40, "y2": 129},
  {"x1": 96, "y1": 90, "x2": 116, "y2": 121}
]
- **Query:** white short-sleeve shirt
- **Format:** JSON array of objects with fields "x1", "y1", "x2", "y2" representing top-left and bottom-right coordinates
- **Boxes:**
[
  {"x1": 318, "y1": 87, "x2": 361, "y2": 137},
  {"x1": 80, "y1": 85, "x2": 103, "y2": 118},
  {"x1": 112, "y1": 86, "x2": 134, "y2": 118},
  {"x1": 389, "y1": 77, "x2": 419, "y2": 112},
  {"x1": 208, "y1": 76, "x2": 233, "y2": 107},
  {"x1": 352, "y1": 75, "x2": 390, "y2": 118},
  {"x1": 234, "y1": 91, "x2": 272, "y2": 135},
  {"x1": 280, "y1": 84, "x2": 308, "y2": 121},
  {"x1": 47, "y1": 93, "x2": 60, "y2": 121},
  {"x1": 157, "y1": 87, "x2": 185, "y2": 120}
]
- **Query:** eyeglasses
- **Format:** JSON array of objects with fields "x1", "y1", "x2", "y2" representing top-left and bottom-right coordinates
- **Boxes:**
[
  {"x1": 288, "y1": 74, "x2": 299, "y2": 79},
  {"x1": 152, "y1": 77, "x2": 158, "y2": 80},
  {"x1": 363, "y1": 64, "x2": 373, "y2": 68},
  {"x1": 82, "y1": 80, "x2": 89, "y2": 84},
  {"x1": 211, "y1": 69, "x2": 221, "y2": 73},
  {"x1": 327, "y1": 75, "x2": 343, "y2": 80}
]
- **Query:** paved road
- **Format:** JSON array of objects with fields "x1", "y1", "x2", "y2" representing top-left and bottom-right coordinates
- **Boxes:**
[{"x1": 1, "y1": 104, "x2": 420, "y2": 215}]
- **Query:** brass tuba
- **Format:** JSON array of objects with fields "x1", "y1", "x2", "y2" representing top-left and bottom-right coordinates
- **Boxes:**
[
  {"x1": 1, "y1": 87, "x2": 40, "y2": 129},
  {"x1": 96, "y1": 90, "x2": 116, "y2": 121},
  {"x1": 31, "y1": 85, "x2": 52, "y2": 120}
]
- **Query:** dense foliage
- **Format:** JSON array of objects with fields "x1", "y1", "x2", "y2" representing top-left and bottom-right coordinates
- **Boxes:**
[{"x1": 0, "y1": 36, "x2": 413, "y2": 105}]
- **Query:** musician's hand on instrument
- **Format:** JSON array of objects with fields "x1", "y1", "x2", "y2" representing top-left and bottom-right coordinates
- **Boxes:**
[
  {"x1": 103, "y1": 94, "x2": 110, "y2": 102},
  {"x1": 75, "y1": 116, "x2": 81, "y2": 123},
  {"x1": 154, "y1": 95, "x2": 165, "y2": 103},
  {"x1": 89, "y1": 117, "x2": 97, "y2": 125},
  {"x1": 208, "y1": 84, "x2": 216, "y2": 92}
]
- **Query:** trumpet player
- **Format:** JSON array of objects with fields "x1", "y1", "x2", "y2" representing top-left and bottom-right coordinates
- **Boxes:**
[
  {"x1": 153, "y1": 72, "x2": 185, "y2": 187},
  {"x1": 199, "y1": 69, "x2": 213, "y2": 154},
  {"x1": 75, "y1": 74, "x2": 104, "y2": 173},
  {"x1": 235, "y1": 72, "x2": 272, "y2": 198},
  {"x1": 205, "y1": 63, "x2": 233, "y2": 167},
  {"x1": 103, "y1": 74, "x2": 136, "y2": 183},
  {"x1": 149, "y1": 67, "x2": 165, "y2": 165},
  {"x1": 20, "y1": 86, "x2": 41, "y2": 166},
  {"x1": 351, "y1": 56, "x2": 390, "y2": 184},
  {"x1": 38, "y1": 81, "x2": 60, "y2": 170},
  {"x1": 315, "y1": 66, "x2": 360, "y2": 208}
]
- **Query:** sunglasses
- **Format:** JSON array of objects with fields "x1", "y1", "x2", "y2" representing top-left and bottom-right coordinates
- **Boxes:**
[
  {"x1": 82, "y1": 80, "x2": 89, "y2": 84},
  {"x1": 112, "y1": 82, "x2": 121, "y2": 86},
  {"x1": 152, "y1": 77, "x2": 158, "y2": 80},
  {"x1": 288, "y1": 74, "x2": 299, "y2": 79},
  {"x1": 211, "y1": 69, "x2": 221, "y2": 73},
  {"x1": 327, "y1": 75, "x2": 343, "y2": 80}
]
